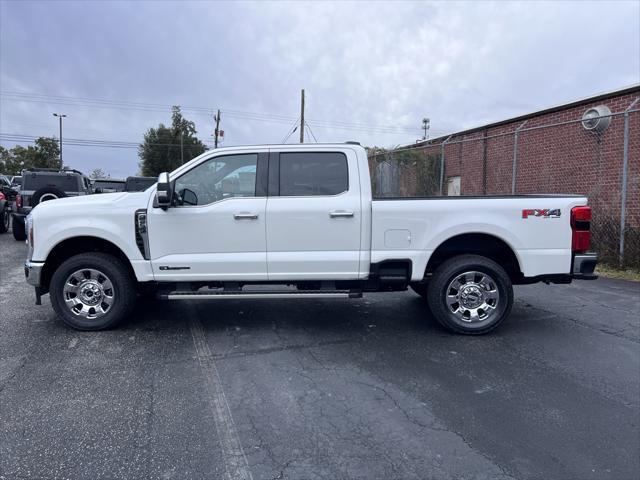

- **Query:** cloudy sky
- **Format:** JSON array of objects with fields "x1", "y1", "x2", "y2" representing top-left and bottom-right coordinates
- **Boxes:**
[{"x1": 1, "y1": 0, "x2": 638, "y2": 178}]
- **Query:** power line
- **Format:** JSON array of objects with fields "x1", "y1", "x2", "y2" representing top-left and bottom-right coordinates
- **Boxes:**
[
  {"x1": 280, "y1": 117, "x2": 300, "y2": 143},
  {"x1": 0, "y1": 90, "x2": 436, "y2": 136},
  {"x1": 0, "y1": 132, "x2": 215, "y2": 149},
  {"x1": 305, "y1": 121, "x2": 318, "y2": 143}
]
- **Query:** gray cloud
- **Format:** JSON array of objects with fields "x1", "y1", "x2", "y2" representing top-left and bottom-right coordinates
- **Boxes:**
[{"x1": 1, "y1": 0, "x2": 638, "y2": 178}]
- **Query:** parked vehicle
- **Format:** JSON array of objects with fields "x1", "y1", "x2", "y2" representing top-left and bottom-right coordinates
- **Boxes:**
[
  {"x1": 23, "y1": 144, "x2": 597, "y2": 333},
  {"x1": 0, "y1": 175, "x2": 18, "y2": 234},
  {"x1": 10, "y1": 175, "x2": 22, "y2": 189},
  {"x1": 93, "y1": 178, "x2": 126, "y2": 194},
  {"x1": 0, "y1": 175, "x2": 12, "y2": 187},
  {"x1": 124, "y1": 176, "x2": 156, "y2": 192},
  {"x1": 12, "y1": 168, "x2": 92, "y2": 241}
]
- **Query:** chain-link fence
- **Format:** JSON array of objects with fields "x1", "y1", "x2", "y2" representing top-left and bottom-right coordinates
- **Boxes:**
[{"x1": 368, "y1": 106, "x2": 640, "y2": 269}]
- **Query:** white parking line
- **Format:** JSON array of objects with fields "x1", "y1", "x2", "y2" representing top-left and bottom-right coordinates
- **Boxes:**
[{"x1": 188, "y1": 312, "x2": 253, "y2": 480}]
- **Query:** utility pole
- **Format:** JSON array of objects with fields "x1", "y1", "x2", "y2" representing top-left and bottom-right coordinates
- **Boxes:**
[
  {"x1": 53, "y1": 113, "x2": 66, "y2": 167},
  {"x1": 180, "y1": 132, "x2": 184, "y2": 164},
  {"x1": 422, "y1": 118, "x2": 430, "y2": 140},
  {"x1": 214, "y1": 109, "x2": 221, "y2": 148},
  {"x1": 299, "y1": 89, "x2": 305, "y2": 143}
]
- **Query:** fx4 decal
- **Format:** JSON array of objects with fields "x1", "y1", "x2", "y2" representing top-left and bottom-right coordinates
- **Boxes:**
[{"x1": 522, "y1": 208, "x2": 561, "y2": 219}]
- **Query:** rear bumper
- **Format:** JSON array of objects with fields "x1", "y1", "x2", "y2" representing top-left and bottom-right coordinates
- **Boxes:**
[
  {"x1": 516, "y1": 252, "x2": 598, "y2": 285},
  {"x1": 572, "y1": 252, "x2": 598, "y2": 280}
]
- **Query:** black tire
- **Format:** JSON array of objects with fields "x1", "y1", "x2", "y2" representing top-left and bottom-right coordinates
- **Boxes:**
[
  {"x1": 427, "y1": 254, "x2": 513, "y2": 335},
  {"x1": 32, "y1": 187, "x2": 66, "y2": 205},
  {"x1": 0, "y1": 206, "x2": 9, "y2": 233},
  {"x1": 12, "y1": 215, "x2": 26, "y2": 241},
  {"x1": 50, "y1": 253, "x2": 137, "y2": 331},
  {"x1": 410, "y1": 281, "x2": 429, "y2": 299}
]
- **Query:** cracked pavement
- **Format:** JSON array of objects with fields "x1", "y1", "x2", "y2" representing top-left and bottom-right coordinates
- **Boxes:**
[{"x1": 1, "y1": 234, "x2": 639, "y2": 479}]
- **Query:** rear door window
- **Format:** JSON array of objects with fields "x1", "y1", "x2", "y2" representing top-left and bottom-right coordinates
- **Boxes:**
[{"x1": 279, "y1": 152, "x2": 348, "y2": 196}]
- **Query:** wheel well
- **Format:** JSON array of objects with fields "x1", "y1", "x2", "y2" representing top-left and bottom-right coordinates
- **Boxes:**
[
  {"x1": 41, "y1": 236, "x2": 134, "y2": 291},
  {"x1": 425, "y1": 233, "x2": 522, "y2": 281}
]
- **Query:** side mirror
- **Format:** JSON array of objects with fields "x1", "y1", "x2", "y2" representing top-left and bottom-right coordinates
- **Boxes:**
[
  {"x1": 155, "y1": 172, "x2": 172, "y2": 209},
  {"x1": 180, "y1": 188, "x2": 198, "y2": 206}
]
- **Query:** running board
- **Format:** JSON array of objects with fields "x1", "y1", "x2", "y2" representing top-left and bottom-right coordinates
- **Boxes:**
[{"x1": 160, "y1": 290, "x2": 363, "y2": 300}]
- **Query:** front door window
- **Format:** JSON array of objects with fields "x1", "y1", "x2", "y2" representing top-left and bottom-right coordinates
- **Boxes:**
[{"x1": 173, "y1": 154, "x2": 258, "y2": 206}]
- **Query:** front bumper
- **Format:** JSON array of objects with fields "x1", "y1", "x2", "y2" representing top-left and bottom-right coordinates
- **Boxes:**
[
  {"x1": 572, "y1": 252, "x2": 598, "y2": 280},
  {"x1": 25, "y1": 261, "x2": 45, "y2": 287}
]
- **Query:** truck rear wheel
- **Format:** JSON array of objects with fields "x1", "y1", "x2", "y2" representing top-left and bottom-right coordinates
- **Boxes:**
[
  {"x1": 427, "y1": 254, "x2": 513, "y2": 335},
  {"x1": 12, "y1": 216, "x2": 26, "y2": 241},
  {"x1": 50, "y1": 253, "x2": 136, "y2": 331}
]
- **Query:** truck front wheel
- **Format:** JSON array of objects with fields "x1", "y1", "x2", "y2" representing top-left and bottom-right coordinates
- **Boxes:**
[
  {"x1": 427, "y1": 254, "x2": 513, "y2": 335},
  {"x1": 410, "y1": 282, "x2": 429, "y2": 298},
  {"x1": 50, "y1": 253, "x2": 137, "y2": 331}
]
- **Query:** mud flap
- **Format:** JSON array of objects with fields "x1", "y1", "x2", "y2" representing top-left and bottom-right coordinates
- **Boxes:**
[{"x1": 34, "y1": 287, "x2": 42, "y2": 305}]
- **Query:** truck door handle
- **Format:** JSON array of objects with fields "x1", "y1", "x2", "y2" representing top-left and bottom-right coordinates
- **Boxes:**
[
  {"x1": 233, "y1": 213, "x2": 259, "y2": 220},
  {"x1": 329, "y1": 211, "x2": 354, "y2": 218}
]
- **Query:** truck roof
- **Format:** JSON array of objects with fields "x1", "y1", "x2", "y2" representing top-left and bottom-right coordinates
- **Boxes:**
[{"x1": 205, "y1": 142, "x2": 363, "y2": 152}]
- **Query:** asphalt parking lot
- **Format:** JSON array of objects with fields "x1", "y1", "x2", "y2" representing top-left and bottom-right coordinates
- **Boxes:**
[{"x1": 1, "y1": 233, "x2": 639, "y2": 480}]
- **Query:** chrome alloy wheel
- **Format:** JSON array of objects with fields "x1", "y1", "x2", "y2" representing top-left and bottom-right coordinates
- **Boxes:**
[
  {"x1": 63, "y1": 268, "x2": 114, "y2": 319},
  {"x1": 445, "y1": 271, "x2": 499, "y2": 323}
]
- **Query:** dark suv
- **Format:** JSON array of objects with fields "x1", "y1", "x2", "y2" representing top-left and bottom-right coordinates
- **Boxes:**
[
  {"x1": 12, "y1": 168, "x2": 92, "y2": 240},
  {"x1": 0, "y1": 175, "x2": 18, "y2": 234}
]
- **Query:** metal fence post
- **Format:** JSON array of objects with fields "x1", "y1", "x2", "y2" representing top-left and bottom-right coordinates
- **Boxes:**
[
  {"x1": 439, "y1": 135, "x2": 453, "y2": 195},
  {"x1": 619, "y1": 97, "x2": 640, "y2": 267},
  {"x1": 511, "y1": 121, "x2": 528, "y2": 194}
]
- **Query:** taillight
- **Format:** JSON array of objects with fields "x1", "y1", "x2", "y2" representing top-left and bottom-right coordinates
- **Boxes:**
[
  {"x1": 0, "y1": 192, "x2": 5, "y2": 201},
  {"x1": 571, "y1": 206, "x2": 591, "y2": 253},
  {"x1": 16, "y1": 194, "x2": 22, "y2": 209}
]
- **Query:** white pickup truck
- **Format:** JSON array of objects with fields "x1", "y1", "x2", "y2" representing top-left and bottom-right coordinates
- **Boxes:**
[{"x1": 24, "y1": 143, "x2": 597, "y2": 334}]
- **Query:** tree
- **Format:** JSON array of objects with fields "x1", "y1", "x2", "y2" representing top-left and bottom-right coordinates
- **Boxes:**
[
  {"x1": 138, "y1": 106, "x2": 207, "y2": 177},
  {"x1": 0, "y1": 137, "x2": 61, "y2": 175},
  {"x1": 0, "y1": 146, "x2": 11, "y2": 173},
  {"x1": 89, "y1": 168, "x2": 109, "y2": 179}
]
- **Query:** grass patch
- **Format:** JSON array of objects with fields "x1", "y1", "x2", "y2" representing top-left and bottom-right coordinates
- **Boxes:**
[{"x1": 596, "y1": 264, "x2": 640, "y2": 282}]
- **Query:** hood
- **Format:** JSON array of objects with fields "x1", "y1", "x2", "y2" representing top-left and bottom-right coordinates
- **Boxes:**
[{"x1": 31, "y1": 191, "x2": 150, "y2": 218}]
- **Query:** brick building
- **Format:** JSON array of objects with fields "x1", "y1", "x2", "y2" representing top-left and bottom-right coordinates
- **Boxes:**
[{"x1": 369, "y1": 84, "x2": 640, "y2": 267}]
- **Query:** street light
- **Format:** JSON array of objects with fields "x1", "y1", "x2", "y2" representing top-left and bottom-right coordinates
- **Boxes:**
[{"x1": 53, "y1": 113, "x2": 66, "y2": 168}]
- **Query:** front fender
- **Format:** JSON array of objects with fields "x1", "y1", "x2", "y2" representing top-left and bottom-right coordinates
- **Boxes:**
[{"x1": 33, "y1": 217, "x2": 142, "y2": 262}]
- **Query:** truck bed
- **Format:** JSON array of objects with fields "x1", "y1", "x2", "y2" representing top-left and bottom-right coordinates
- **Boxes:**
[{"x1": 371, "y1": 195, "x2": 588, "y2": 280}]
